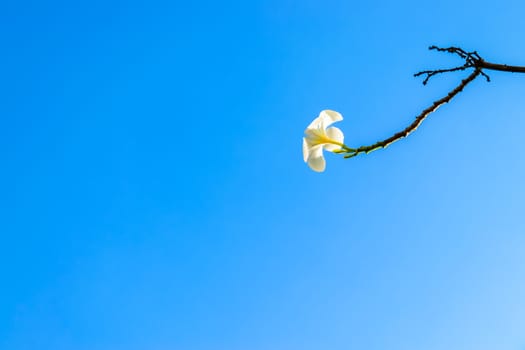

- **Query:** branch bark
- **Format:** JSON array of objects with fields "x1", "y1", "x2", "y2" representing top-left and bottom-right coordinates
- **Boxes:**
[{"x1": 477, "y1": 61, "x2": 525, "y2": 73}]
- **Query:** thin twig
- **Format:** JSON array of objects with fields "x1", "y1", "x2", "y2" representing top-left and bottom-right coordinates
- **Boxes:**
[{"x1": 414, "y1": 65, "x2": 469, "y2": 85}]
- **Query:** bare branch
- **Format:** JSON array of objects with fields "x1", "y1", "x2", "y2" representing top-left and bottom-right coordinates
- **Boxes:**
[
  {"x1": 344, "y1": 69, "x2": 481, "y2": 158},
  {"x1": 414, "y1": 65, "x2": 469, "y2": 85},
  {"x1": 340, "y1": 46, "x2": 525, "y2": 159}
]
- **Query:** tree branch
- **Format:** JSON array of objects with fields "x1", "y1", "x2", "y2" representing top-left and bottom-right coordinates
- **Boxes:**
[
  {"x1": 477, "y1": 61, "x2": 525, "y2": 73},
  {"x1": 341, "y1": 46, "x2": 525, "y2": 159}
]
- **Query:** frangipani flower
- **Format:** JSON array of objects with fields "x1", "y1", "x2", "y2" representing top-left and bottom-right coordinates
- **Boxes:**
[{"x1": 303, "y1": 110, "x2": 345, "y2": 172}]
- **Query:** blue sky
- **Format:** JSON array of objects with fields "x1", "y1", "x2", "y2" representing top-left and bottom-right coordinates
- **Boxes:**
[{"x1": 2, "y1": 0, "x2": 525, "y2": 349}]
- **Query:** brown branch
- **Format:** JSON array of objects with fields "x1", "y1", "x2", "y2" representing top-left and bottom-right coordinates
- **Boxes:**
[
  {"x1": 477, "y1": 61, "x2": 525, "y2": 73},
  {"x1": 344, "y1": 69, "x2": 481, "y2": 158},
  {"x1": 342, "y1": 46, "x2": 525, "y2": 159}
]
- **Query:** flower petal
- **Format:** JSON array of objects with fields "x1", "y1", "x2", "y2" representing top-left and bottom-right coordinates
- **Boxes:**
[
  {"x1": 323, "y1": 126, "x2": 344, "y2": 151},
  {"x1": 306, "y1": 109, "x2": 343, "y2": 131},
  {"x1": 319, "y1": 110, "x2": 343, "y2": 129},
  {"x1": 326, "y1": 126, "x2": 344, "y2": 143},
  {"x1": 302, "y1": 138, "x2": 309, "y2": 162},
  {"x1": 306, "y1": 115, "x2": 323, "y2": 131},
  {"x1": 306, "y1": 145, "x2": 326, "y2": 172}
]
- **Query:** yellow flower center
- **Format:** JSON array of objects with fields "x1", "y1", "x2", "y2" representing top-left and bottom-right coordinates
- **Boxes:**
[{"x1": 307, "y1": 129, "x2": 344, "y2": 147}]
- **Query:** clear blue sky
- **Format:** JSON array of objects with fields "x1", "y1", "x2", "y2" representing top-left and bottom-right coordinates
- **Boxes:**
[{"x1": 2, "y1": 0, "x2": 525, "y2": 349}]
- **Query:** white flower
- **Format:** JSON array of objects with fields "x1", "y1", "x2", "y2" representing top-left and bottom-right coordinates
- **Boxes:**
[{"x1": 302, "y1": 110, "x2": 345, "y2": 172}]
